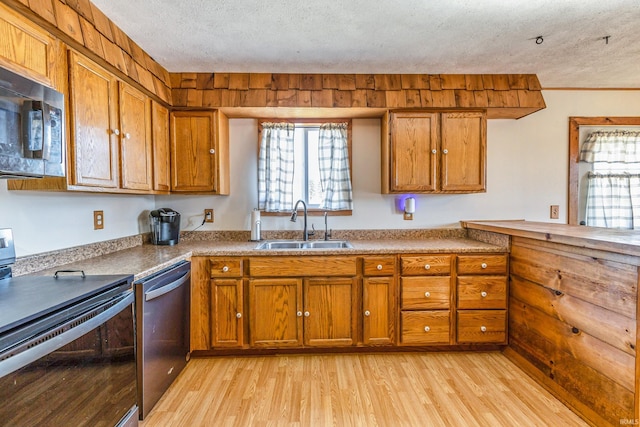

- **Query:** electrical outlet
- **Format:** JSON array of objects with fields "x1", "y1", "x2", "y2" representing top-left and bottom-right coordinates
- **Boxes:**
[
  {"x1": 204, "y1": 209, "x2": 214, "y2": 223},
  {"x1": 403, "y1": 212, "x2": 414, "y2": 220},
  {"x1": 550, "y1": 205, "x2": 559, "y2": 219},
  {"x1": 93, "y1": 210, "x2": 104, "y2": 229}
]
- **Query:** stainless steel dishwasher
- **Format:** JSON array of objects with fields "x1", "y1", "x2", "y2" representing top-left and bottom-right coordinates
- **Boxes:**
[{"x1": 135, "y1": 260, "x2": 190, "y2": 419}]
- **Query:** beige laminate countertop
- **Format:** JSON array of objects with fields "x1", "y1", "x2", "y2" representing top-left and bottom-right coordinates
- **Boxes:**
[
  {"x1": 30, "y1": 237, "x2": 506, "y2": 281},
  {"x1": 463, "y1": 219, "x2": 640, "y2": 257}
]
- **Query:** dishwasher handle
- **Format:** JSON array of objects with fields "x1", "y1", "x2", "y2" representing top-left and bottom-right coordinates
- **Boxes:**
[{"x1": 145, "y1": 271, "x2": 190, "y2": 302}]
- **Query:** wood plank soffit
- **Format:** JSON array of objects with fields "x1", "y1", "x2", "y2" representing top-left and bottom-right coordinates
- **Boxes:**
[{"x1": 169, "y1": 73, "x2": 546, "y2": 119}]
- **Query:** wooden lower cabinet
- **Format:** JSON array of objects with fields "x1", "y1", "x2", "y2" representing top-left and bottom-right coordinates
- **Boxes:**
[
  {"x1": 362, "y1": 277, "x2": 395, "y2": 345},
  {"x1": 400, "y1": 311, "x2": 450, "y2": 345},
  {"x1": 249, "y1": 278, "x2": 303, "y2": 348},
  {"x1": 196, "y1": 253, "x2": 507, "y2": 352},
  {"x1": 304, "y1": 278, "x2": 356, "y2": 347},
  {"x1": 457, "y1": 310, "x2": 506, "y2": 343},
  {"x1": 211, "y1": 278, "x2": 243, "y2": 348}
]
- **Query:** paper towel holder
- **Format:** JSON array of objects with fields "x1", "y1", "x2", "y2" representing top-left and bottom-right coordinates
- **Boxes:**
[{"x1": 404, "y1": 197, "x2": 415, "y2": 221}]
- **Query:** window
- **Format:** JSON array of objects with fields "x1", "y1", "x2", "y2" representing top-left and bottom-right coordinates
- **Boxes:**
[
  {"x1": 579, "y1": 130, "x2": 640, "y2": 229},
  {"x1": 258, "y1": 119, "x2": 353, "y2": 214}
]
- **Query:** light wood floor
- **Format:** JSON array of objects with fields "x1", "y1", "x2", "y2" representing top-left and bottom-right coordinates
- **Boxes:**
[{"x1": 140, "y1": 352, "x2": 588, "y2": 426}]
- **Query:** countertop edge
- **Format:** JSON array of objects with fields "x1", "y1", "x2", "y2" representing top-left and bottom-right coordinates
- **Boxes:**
[{"x1": 462, "y1": 220, "x2": 640, "y2": 257}]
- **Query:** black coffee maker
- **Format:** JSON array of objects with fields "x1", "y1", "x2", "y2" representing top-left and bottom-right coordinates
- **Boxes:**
[{"x1": 149, "y1": 208, "x2": 181, "y2": 245}]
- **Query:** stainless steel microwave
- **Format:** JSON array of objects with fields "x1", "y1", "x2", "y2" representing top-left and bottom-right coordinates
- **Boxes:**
[{"x1": 0, "y1": 66, "x2": 64, "y2": 179}]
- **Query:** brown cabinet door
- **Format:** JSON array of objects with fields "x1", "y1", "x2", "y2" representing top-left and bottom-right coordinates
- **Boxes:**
[
  {"x1": 68, "y1": 51, "x2": 119, "y2": 188},
  {"x1": 211, "y1": 278, "x2": 244, "y2": 348},
  {"x1": 0, "y1": 4, "x2": 56, "y2": 87},
  {"x1": 151, "y1": 101, "x2": 170, "y2": 192},
  {"x1": 440, "y1": 112, "x2": 486, "y2": 192},
  {"x1": 119, "y1": 82, "x2": 152, "y2": 191},
  {"x1": 170, "y1": 111, "x2": 217, "y2": 192},
  {"x1": 389, "y1": 112, "x2": 438, "y2": 192},
  {"x1": 363, "y1": 277, "x2": 395, "y2": 346},
  {"x1": 249, "y1": 278, "x2": 302, "y2": 348},
  {"x1": 303, "y1": 278, "x2": 356, "y2": 347}
]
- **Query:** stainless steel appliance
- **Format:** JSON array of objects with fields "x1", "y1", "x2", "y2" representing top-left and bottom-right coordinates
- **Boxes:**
[
  {"x1": 135, "y1": 260, "x2": 190, "y2": 419},
  {"x1": 149, "y1": 208, "x2": 181, "y2": 245},
  {"x1": 0, "y1": 271, "x2": 137, "y2": 427},
  {"x1": 0, "y1": 66, "x2": 65, "y2": 178}
]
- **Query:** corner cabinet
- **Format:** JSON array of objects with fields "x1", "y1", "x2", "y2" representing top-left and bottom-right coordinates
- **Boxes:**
[
  {"x1": 381, "y1": 110, "x2": 486, "y2": 194},
  {"x1": 170, "y1": 111, "x2": 230, "y2": 194}
]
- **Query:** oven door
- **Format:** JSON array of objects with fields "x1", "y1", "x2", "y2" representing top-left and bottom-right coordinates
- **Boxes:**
[{"x1": 0, "y1": 290, "x2": 137, "y2": 427}]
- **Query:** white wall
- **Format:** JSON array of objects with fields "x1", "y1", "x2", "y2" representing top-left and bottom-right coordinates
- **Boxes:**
[{"x1": 4, "y1": 90, "x2": 640, "y2": 256}]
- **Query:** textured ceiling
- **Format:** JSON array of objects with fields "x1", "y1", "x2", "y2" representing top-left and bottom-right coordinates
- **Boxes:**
[{"x1": 90, "y1": 0, "x2": 640, "y2": 88}]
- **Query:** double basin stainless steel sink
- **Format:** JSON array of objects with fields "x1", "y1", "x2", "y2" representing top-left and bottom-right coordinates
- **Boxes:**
[{"x1": 255, "y1": 240, "x2": 353, "y2": 250}]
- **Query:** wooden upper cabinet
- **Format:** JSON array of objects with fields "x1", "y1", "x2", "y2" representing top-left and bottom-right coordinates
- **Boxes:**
[
  {"x1": 119, "y1": 83, "x2": 152, "y2": 191},
  {"x1": 382, "y1": 110, "x2": 486, "y2": 194},
  {"x1": 389, "y1": 111, "x2": 438, "y2": 192},
  {"x1": 441, "y1": 112, "x2": 486, "y2": 192},
  {"x1": 68, "y1": 51, "x2": 119, "y2": 189},
  {"x1": 170, "y1": 110, "x2": 230, "y2": 194},
  {"x1": 0, "y1": 3, "x2": 58, "y2": 87},
  {"x1": 151, "y1": 102, "x2": 170, "y2": 192}
]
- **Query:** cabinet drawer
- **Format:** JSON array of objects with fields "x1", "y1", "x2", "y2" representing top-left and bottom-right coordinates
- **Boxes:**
[
  {"x1": 363, "y1": 256, "x2": 396, "y2": 276},
  {"x1": 210, "y1": 258, "x2": 243, "y2": 278},
  {"x1": 457, "y1": 254, "x2": 507, "y2": 275},
  {"x1": 401, "y1": 255, "x2": 451, "y2": 276},
  {"x1": 400, "y1": 311, "x2": 450, "y2": 345},
  {"x1": 249, "y1": 256, "x2": 357, "y2": 277},
  {"x1": 457, "y1": 276, "x2": 507, "y2": 309},
  {"x1": 457, "y1": 310, "x2": 506, "y2": 344},
  {"x1": 401, "y1": 277, "x2": 450, "y2": 309}
]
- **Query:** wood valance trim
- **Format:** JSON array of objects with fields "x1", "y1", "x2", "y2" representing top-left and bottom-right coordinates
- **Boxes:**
[{"x1": 170, "y1": 73, "x2": 546, "y2": 119}]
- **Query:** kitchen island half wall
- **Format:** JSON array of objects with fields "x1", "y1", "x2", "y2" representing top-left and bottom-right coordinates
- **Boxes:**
[{"x1": 463, "y1": 220, "x2": 640, "y2": 427}]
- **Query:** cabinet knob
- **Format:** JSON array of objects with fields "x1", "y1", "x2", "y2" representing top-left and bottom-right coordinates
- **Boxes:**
[
  {"x1": 481, "y1": 291, "x2": 488, "y2": 298},
  {"x1": 297, "y1": 311, "x2": 303, "y2": 317},
  {"x1": 209, "y1": 148, "x2": 216, "y2": 154},
  {"x1": 431, "y1": 149, "x2": 437, "y2": 154},
  {"x1": 376, "y1": 264, "x2": 383, "y2": 270},
  {"x1": 442, "y1": 149, "x2": 448, "y2": 154},
  {"x1": 481, "y1": 262, "x2": 488, "y2": 269},
  {"x1": 424, "y1": 264, "x2": 431, "y2": 270},
  {"x1": 222, "y1": 266, "x2": 229, "y2": 272},
  {"x1": 112, "y1": 129, "x2": 120, "y2": 135},
  {"x1": 480, "y1": 326, "x2": 487, "y2": 332},
  {"x1": 424, "y1": 291, "x2": 431, "y2": 298},
  {"x1": 364, "y1": 310, "x2": 371, "y2": 317},
  {"x1": 236, "y1": 312, "x2": 242, "y2": 319},
  {"x1": 424, "y1": 326, "x2": 431, "y2": 332},
  {"x1": 304, "y1": 311, "x2": 310, "y2": 317}
]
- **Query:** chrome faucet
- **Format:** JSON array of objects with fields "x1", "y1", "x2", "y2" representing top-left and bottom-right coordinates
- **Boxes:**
[
  {"x1": 324, "y1": 212, "x2": 332, "y2": 240},
  {"x1": 290, "y1": 199, "x2": 314, "y2": 241}
]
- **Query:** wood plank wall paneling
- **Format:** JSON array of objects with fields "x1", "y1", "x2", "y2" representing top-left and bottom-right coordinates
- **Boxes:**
[
  {"x1": 169, "y1": 72, "x2": 546, "y2": 119},
  {"x1": 3, "y1": 0, "x2": 172, "y2": 103},
  {"x1": 508, "y1": 236, "x2": 638, "y2": 425}
]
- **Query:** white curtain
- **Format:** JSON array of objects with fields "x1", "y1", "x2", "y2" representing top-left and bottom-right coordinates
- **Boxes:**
[
  {"x1": 318, "y1": 123, "x2": 353, "y2": 210},
  {"x1": 580, "y1": 131, "x2": 640, "y2": 229},
  {"x1": 585, "y1": 173, "x2": 640, "y2": 228},
  {"x1": 258, "y1": 123, "x2": 295, "y2": 212},
  {"x1": 580, "y1": 131, "x2": 640, "y2": 163}
]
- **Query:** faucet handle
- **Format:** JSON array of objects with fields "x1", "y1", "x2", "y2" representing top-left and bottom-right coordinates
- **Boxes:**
[{"x1": 309, "y1": 224, "x2": 316, "y2": 237}]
